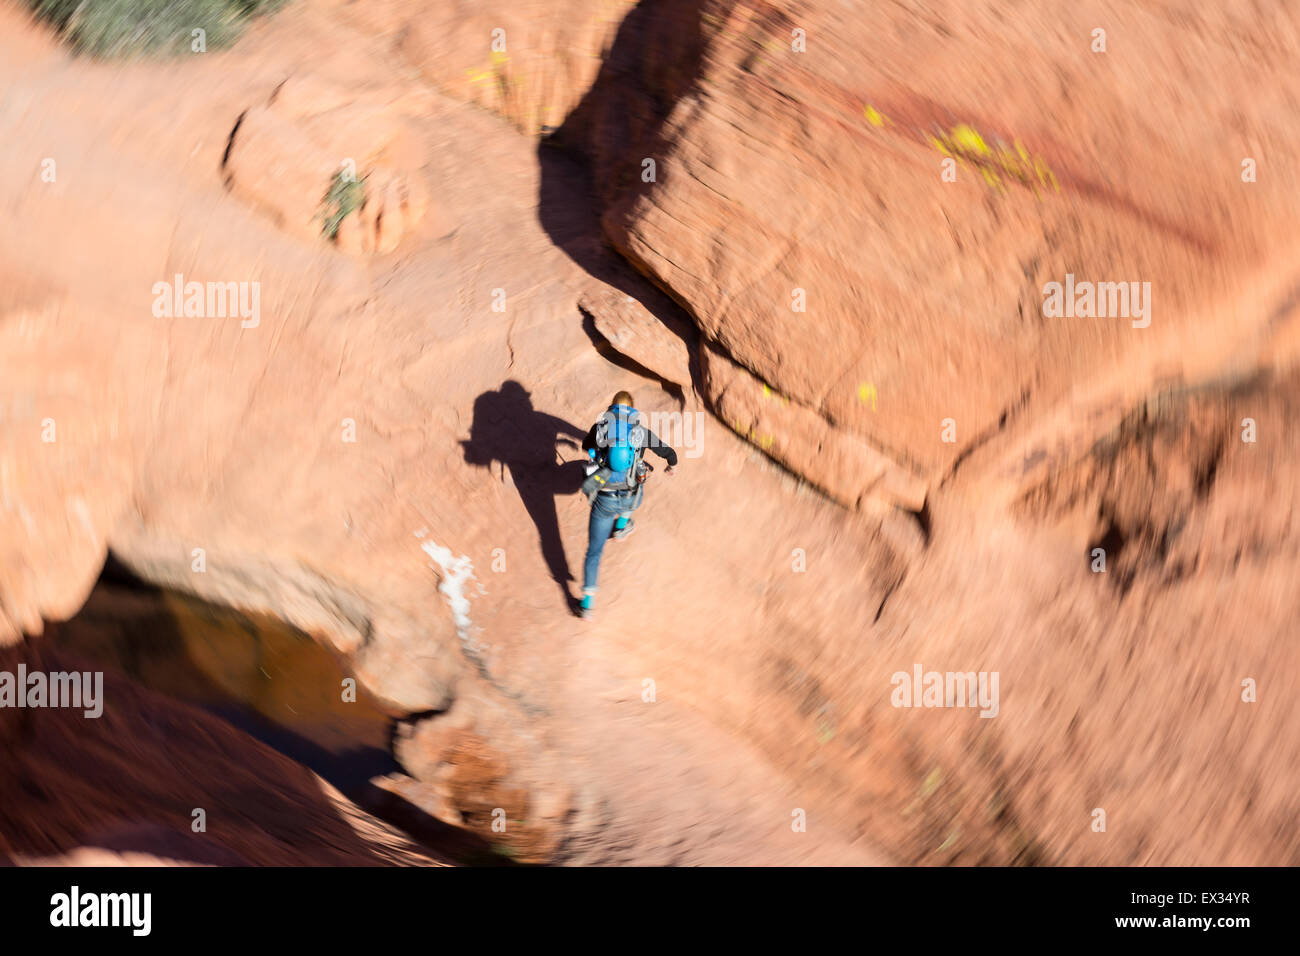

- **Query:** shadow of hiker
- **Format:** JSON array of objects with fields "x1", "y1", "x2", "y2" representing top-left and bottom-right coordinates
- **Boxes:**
[{"x1": 461, "y1": 381, "x2": 588, "y2": 608}]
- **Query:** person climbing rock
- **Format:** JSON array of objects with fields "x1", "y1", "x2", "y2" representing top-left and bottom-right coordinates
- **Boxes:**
[{"x1": 577, "y1": 390, "x2": 677, "y2": 618}]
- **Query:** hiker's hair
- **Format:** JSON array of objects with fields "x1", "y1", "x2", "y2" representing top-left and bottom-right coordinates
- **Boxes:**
[{"x1": 612, "y1": 390, "x2": 634, "y2": 407}]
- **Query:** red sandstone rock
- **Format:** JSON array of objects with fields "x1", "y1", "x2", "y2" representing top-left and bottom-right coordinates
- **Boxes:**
[
  {"x1": 579, "y1": 286, "x2": 693, "y2": 390},
  {"x1": 572, "y1": 0, "x2": 1300, "y2": 501},
  {"x1": 224, "y1": 77, "x2": 431, "y2": 255},
  {"x1": 1, "y1": 0, "x2": 1298, "y2": 869}
]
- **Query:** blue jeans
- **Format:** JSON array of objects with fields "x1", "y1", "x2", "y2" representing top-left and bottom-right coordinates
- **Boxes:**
[{"x1": 583, "y1": 487, "x2": 642, "y2": 591}]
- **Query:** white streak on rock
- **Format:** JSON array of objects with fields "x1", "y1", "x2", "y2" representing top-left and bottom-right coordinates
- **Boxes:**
[{"x1": 420, "y1": 539, "x2": 479, "y2": 650}]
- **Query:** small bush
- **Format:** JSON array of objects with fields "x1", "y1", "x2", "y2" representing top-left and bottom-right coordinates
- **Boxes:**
[
  {"x1": 29, "y1": 0, "x2": 285, "y2": 59},
  {"x1": 318, "y1": 171, "x2": 367, "y2": 241}
]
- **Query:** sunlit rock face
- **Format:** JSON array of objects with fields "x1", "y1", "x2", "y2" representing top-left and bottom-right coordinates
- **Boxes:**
[
  {"x1": 560, "y1": 0, "x2": 1300, "y2": 504},
  {"x1": 2, "y1": 0, "x2": 1299, "y2": 868}
]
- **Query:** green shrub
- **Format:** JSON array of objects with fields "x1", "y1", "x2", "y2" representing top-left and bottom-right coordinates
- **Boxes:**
[
  {"x1": 317, "y1": 171, "x2": 367, "y2": 241},
  {"x1": 29, "y1": 0, "x2": 285, "y2": 58}
]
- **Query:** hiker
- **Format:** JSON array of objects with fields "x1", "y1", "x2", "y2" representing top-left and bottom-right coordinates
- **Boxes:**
[{"x1": 577, "y1": 390, "x2": 677, "y2": 618}]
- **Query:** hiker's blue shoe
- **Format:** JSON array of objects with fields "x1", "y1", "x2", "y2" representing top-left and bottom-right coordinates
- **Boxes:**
[
  {"x1": 578, "y1": 592, "x2": 595, "y2": 619},
  {"x1": 612, "y1": 517, "x2": 636, "y2": 540}
]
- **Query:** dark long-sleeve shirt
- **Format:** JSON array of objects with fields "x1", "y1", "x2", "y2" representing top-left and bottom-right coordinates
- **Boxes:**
[{"x1": 582, "y1": 421, "x2": 678, "y2": 467}]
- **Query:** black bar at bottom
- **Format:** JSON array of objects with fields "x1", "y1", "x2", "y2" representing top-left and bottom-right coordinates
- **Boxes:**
[{"x1": 0, "y1": 865, "x2": 1279, "y2": 943}]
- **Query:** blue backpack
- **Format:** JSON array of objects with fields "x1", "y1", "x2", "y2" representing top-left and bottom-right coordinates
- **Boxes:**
[{"x1": 594, "y1": 404, "x2": 647, "y2": 489}]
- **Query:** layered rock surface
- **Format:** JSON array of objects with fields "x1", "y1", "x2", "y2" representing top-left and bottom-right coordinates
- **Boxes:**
[
  {"x1": 2, "y1": 0, "x2": 1298, "y2": 866},
  {"x1": 559, "y1": 0, "x2": 1300, "y2": 505}
]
